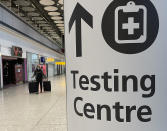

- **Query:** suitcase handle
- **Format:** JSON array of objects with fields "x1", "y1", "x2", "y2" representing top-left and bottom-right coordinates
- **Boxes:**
[
  {"x1": 30, "y1": 77, "x2": 36, "y2": 82},
  {"x1": 43, "y1": 78, "x2": 48, "y2": 81}
]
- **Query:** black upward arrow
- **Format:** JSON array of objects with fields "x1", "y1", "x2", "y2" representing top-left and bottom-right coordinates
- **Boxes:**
[{"x1": 69, "y1": 3, "x2": 93, "y2": 57}]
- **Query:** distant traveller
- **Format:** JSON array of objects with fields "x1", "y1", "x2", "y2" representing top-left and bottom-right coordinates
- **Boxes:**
[{"x1": 32, "y1": 65, "x2": 46, "y2": 93}]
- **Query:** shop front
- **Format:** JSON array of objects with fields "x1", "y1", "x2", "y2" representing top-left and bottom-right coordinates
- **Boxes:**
[{"x1": 1, "y1": 46, "x2": 27, "y2": 87}]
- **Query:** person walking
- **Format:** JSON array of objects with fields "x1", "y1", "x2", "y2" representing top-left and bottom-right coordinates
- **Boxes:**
[{"x1": 32, "y1": 65, "x2": 46, "y2": 93}]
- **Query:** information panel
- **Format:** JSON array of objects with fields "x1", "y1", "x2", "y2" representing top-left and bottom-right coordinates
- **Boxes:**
[{"x1": 64, "y1": 0, "x2": 167, "y2": 130}]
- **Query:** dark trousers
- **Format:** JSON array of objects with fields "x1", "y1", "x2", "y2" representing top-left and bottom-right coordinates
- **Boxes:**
[{"x1": 37, "y1": 80, "x2": 43, "y2": 92}]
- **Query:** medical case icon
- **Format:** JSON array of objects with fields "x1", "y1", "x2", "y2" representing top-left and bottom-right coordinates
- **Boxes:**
[{"x1": 115, "y1": 1, "x2": 147, "y2": 44}]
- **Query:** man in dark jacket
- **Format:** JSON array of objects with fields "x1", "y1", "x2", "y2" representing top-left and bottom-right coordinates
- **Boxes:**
[{"x1": 32, "y1": 65, "x2": 46, "y2": 93}]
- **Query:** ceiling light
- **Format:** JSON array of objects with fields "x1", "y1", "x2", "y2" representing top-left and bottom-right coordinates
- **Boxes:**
[
  {"x1": 57, "y1": 24, "x2": 64, "y2": 27},
  {"x1": 48, "y1": 12, "x2": 60, "y2": 16},
  {"x1": 59, "y1": 0, "x2": 63, "y2": 5},
  {"x1": 51, "y1": 16, "x2": 62, "y2": 20},
  {"x1": 54, "y1": 21, "x2": 64, "y2": 24},
  {"x1": 58, "y1": 27, "x2": 64, "y2": 29},
  {"x1": 39, "y1": 0, "x2": 55, "y2": 6},
  {"x1": 44, "y1": 6, "x2": 58, "y2": 11},
  {"x1": 22, "y1": 7, "x2": 35, "y2": 12}
]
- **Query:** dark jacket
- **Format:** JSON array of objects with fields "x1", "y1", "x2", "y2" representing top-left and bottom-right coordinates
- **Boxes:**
[{"x1": 33, "y1": 68, "x2": 45, "y2": 81}]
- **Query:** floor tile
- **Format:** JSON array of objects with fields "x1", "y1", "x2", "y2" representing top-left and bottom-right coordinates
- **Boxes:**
[{"x1": 0, "y1": 75, "x2": 67, "y2": 131}]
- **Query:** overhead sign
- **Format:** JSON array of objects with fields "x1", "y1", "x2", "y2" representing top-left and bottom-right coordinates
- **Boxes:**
[
  {"x1": 65, "y1": 0, "x2": 166, "y2": 131},
  {"x1": 46, "y1": 57, "x2": 55, "y2": 62},
  {"x1": 11, "y1": 46, "x2": 23, "y2": 57},
  {"x1": 55, "y1": 62, "x2": 66, "y2": 65}
]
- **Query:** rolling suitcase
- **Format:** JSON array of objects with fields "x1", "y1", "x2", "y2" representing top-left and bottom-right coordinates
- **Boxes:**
[
  {"x1": 29, "y1": 81, "x2": 38, "y2": 93},
  {"x1": 43, "y1": 80, "x2": 51, "y2": 91}
]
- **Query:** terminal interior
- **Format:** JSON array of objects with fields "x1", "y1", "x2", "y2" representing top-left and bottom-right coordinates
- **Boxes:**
[{"x1": 0, "y1": 0, "x2": 67, "y2": 131}]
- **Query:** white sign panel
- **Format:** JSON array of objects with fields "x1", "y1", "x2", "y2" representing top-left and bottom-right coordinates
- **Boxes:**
[{"x1": 65, "y1": 0, "x2": 167, "y2": 130}]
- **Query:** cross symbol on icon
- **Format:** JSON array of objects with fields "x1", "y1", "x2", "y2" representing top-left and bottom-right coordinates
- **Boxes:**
[{"x1": 122, "y1": 17, "x2": 140, "y2": 35}]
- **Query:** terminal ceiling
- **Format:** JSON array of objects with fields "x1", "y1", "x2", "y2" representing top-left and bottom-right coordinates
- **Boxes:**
[{"x1": 0, "y1": 0, "x2": 64, "y2": 48}]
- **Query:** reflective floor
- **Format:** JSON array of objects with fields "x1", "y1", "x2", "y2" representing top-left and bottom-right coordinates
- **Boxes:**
[{"x1": 0, "y1": 75, "x2": 67, "y2": 131}]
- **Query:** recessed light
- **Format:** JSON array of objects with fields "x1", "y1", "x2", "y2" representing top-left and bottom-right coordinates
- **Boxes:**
[
  {"x1": 57, "y1": 24, "x2": 64, "y2": 27},
  {"x1": 54, "y1": 21, "x2": 64, "y2": 24},
  {"x1": 44, "y1": 6, "x2": 58, "y2": 11},
  {"x1": 22, "y1": 7, "x2": 35, "y2": 12},
  {"x1": 48, "y1": 12, "x2": 60, "y2": 16},
  {"x1": 59, "y1": 0, "x2": 63, "y2": 5},
  {"x1": 58, "y1": 27, "x2": 64, "y2": 29},
  {"x1": 39, "y1": 0, "x2": 55, "y2": 6},
  {"x1": 51, "y1": 16, "x2": 62, "y2": 20}
]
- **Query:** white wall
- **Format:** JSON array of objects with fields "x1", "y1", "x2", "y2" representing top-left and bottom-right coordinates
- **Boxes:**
[{"x1": 0, "y1": 25, "x2": 64, "y2": 59}]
